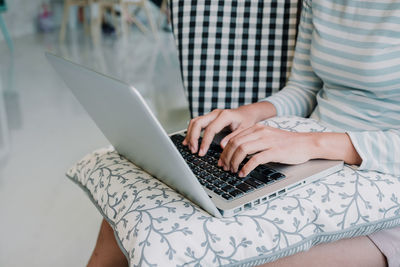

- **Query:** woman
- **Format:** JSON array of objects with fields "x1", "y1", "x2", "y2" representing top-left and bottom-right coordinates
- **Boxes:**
[{"x1": 88, "y1": 0, "x2": 399, "y2": 266}]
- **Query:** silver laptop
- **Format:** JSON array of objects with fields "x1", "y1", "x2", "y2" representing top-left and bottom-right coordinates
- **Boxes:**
[{"x1": 47, "y1": 53, "x2": 343, "y2": 218}]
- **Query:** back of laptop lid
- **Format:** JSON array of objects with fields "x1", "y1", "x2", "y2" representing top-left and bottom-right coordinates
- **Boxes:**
[{"x1": 46, "y1": 53, "x2": 221, "y2": 217}]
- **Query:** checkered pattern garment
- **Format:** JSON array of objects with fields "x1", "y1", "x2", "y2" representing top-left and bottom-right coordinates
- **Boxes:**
[{"x1": 170, "y1": 0, "x2": 301, "y2": 117}]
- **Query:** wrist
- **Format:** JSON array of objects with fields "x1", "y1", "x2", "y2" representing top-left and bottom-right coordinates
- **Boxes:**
[
  {"x1": 308, "y1": 132, "x2": 362, "y2": 165},
  {"x1": 238, "y1": 101, "x2": 277, "y2": 123}
]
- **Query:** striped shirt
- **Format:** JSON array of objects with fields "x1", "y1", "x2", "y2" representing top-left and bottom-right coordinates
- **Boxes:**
[{"x1": 263, "y1": 0, "x2": 400, "y2": 175}]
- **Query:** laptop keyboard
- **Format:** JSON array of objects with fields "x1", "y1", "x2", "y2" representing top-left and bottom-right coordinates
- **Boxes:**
[{"x1": 171, "y1": 134, "x2": 286, "y2": 201}]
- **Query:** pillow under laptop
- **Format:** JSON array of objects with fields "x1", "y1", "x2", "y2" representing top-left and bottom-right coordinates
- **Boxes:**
[{"x1": 67, "y1": 116, "x2": 400, "y2": 266}]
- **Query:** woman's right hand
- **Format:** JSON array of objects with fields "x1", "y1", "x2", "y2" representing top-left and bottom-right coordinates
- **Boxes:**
[{"x1": 183, "y1": 101, "x2": 277, "y2": 156}]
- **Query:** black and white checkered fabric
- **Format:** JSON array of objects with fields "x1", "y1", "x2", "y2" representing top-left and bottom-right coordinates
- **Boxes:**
[{"x1": 170, "y1": 0, "x2": 301, "y2": 118}]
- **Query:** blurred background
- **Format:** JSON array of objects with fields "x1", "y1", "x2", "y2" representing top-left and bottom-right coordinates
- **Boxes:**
[{"x1": 0, "y1": 0, "x2": 189, "y2": 266}]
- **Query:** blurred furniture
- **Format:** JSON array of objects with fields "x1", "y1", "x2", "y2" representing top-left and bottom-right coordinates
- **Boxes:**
[
  {"x1": 97, "y1": 0, "x2": 156, "y2": 36},
  {"x1": 157, "y1": 0, "x2": 168, "y2": 28},
  {"x1": 59, "y1": 0, "x2": 90, "y2": 41},
  {"x1": 0, "y1": 0, "x2": 13, "y2": 52},
  {"x1": 0, "y1": 74, "x2": 10, "y2": 167},
  {"x1": 59, "y1": 0, "x2": 157, "y2": 41},
  {"x1": 170, "y1": 0, "x2": 302, "y2": 117}
]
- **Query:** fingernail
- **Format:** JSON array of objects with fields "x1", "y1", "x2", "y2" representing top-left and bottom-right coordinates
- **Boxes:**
[
  {"x1": 218, "y1": 159, "x2": 222, "y2": 166},
  {"x1": 199, "y1": 148, "x2": 205, "y2": 156},
  {"x1": 239, "y1": 171, "x2": 244, "y2": 177},
  {"x1": 221, "y1": 140, "x2": 227, "y2": 148},
  {"x1": 182, "y1": 140, "x2": 187, "y2": 145}
]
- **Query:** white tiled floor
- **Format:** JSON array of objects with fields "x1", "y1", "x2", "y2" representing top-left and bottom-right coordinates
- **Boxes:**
[{"x1": 0, "y1": 26, "x2": 189, "y2": 266}]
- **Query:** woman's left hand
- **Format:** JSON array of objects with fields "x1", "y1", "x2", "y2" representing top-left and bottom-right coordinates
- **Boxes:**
[{"x1": 218, "y1": 124, "x2": 316, "y2": 177}]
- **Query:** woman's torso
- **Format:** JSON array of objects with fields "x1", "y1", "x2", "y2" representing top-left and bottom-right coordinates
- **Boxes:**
[{"x1": 308, "y1": 0, "x2": 400, "y2": 132}]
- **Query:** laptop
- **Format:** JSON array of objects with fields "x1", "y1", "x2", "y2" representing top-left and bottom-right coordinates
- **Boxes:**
[{"x1": 47, "y1": 53, "x2": 343, "y2": 218}]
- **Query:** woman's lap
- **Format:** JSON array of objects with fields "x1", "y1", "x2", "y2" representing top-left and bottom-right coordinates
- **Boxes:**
[
  {"x1": 93, "y1": 219, "x2": 387, "y2": 267},
  {"x1": 369, "y1": 227, "x2": 400, "y2": 267},
  {"x1": 261, "y1": 235, "x2": 386, "y2": 267}
]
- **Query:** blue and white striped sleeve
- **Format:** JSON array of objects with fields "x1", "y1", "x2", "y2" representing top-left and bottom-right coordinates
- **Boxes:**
[
  {"x1": 347, "y1": 130, "x2": 400, "y2": 176},
  {"x1": 261, "y1": 0, "x2": 323, "y2": 117}
]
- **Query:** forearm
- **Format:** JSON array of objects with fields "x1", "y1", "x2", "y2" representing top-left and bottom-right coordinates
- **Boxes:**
[{"x1": 309, "y1": 132, "x2": 362, "y2": 165}]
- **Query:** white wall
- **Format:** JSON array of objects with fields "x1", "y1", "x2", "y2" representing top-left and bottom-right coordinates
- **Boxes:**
[
  {"x1": 0, "y1": 0, "x2": 42, "y2": 41},
  {"x1": 0, "y1": 0, "x2": 66, "y2": 42}
]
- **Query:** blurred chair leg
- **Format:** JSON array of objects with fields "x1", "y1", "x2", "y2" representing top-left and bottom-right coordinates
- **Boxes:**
[
  {"x1": 0, "y1": 14, "x2": 13, "y2": 52},
  {"x1": 129, "y1": 12, "x2": 147, "y2": 33},
  {"x1": 89, "y1": 0, "x2": 97, "y2": 40},
  {"x1": 59, "y1": 1, "x2": 70, "y2": 42},
  {"x1": 120, "y1": 2, "x2": 129, "y2": 37},
  {"x1": 157, "y1": 0, "x2": 167, "y2": 28},
  {"x1": 83, "y1": 6, "x2": 90, "y2": 35},
  {"x1": 95, "y1": 3, "x2": 104, "y2": 38},
  {"x1": 142, "y1": 1, "x2": 157, "y2": 37},
  {"x1": 110, "y1": 5, "x2": 120, "y2": 35},
  {"x1": 121, "y1": 2, "x2": 147, "y2": 35}
]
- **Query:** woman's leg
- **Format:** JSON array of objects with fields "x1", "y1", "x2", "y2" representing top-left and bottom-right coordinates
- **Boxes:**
[
  {"x1": 87, "y1": 219, "x2": 386, "y2": 267},
  {"x1": 262, "y1": 235, "x2": 387, "y2": 267},
  {"x1": 87, "y1": 219, "x2": 128, "y2": 267}
]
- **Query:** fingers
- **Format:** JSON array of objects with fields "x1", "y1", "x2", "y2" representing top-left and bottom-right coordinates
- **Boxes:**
[
  {"x1": 220, "y1": 123, "x2": 265, "y2": 148},
  {"x1": 219, "y1": 129, "x2": 264, "y2": 171},
  {"x1": 220, "y1": 127, "x2": 245, "y2": 149},
  {"x1": 239, "y1": 150, "x2": 275, "y2": 177},
  {"x1": 219, "y1": 125, "x2": 266, "y2": 170},
  {"x1": 198, "y1": 111, "x2": 233, "y2": 156},
  {"x1": 229, "y1": 140, "x2": 268, "y2": 173},
  {"x1": 183, "y1": 109, "x2": 221, "y2": 153}
]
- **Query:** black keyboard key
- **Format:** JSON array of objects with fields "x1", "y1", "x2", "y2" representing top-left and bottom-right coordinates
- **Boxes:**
[
  {"x1": 254, "y1": 165, "x2": 266, "y2": 172},
  {"x1": 270, "y1": 172, "x2": 286, "y2": 181},
  {"x1": 245, "y1": 178, "x2": 265, "y2": 189},
  {"x1": 194, "y1": 166, "x2": 202, "y2": 173},
  {"x1": 193, "y1": 159, "x2": 201, "y2": 165},
  {"x1": 208, "y1": 166, "x2": 220, "y2": 174},
  {"x1": 212, "y1": 179, "x2": 225, "y2": 187},
  {"x1": 236, "y1": 183, "x2": 255, "y2": 193},
  {"x1": 210, "y1": 158, "x2": 219, "y2": 165},
  {"x1": 230, "y1": 189, "x2": 244, "y2": 198},
  {"x1": 199, "y1": 171, "x2": 209, "y2": 178},
  {"x1": 205, "y1": 165, "x2": 214, "y2": 172},
  {"x1": 206, "y1": 184, "x2": 217, "y2": 191},
  {"x1": 186, "y1": 154, "x2": 195, "y2": 161},
  {"x1": 266, "y1": 178, "x2": 276, "y2": 184},
  {"x1": 221, "y1": 193, "x2": 233, "y2": 200},
  {"x1": 204, "y1": 174, "x2": 214, "y2": 182},
  {"x1": 204, "y1": 156, "x2": 215, "y2": 164},
  {"x1": 199, "y1": 162, "x2": 208, "y2": 168},
  {"x1": 210, "y1": 144, "x2": 223, "y2": 153},
  {"x1": 228, "y1": 178, "x2": 242, "y2": 186},
  {"x1": 213, "y1": 188, "x2": 223, "y2": 195},
  {"x1": 262, "y1": 169, "x2": 275, "y2": 176},
  {"x1": 220, "y1": 172, "x2": 231, "y2": 179},
  {"x1": 171, "y1": 134, "x2": 185, "y2": 143},
  {"x1": 250, "y1": 171, "x2": 269, "y2": 183},
  {"x1": 218, "y1": 175, "x2": 229, "y2": 182},
  {"x1": 221, "y1": 184, "x2": 235, "y2": 193},
  {"x1": 210, "y1": 153, "x2": 220, "y2": 159}
]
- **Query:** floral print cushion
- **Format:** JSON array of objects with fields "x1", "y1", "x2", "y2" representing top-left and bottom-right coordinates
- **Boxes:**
[{"x1": 67, "y1": 116, "x2": 400, "y2": 266}]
